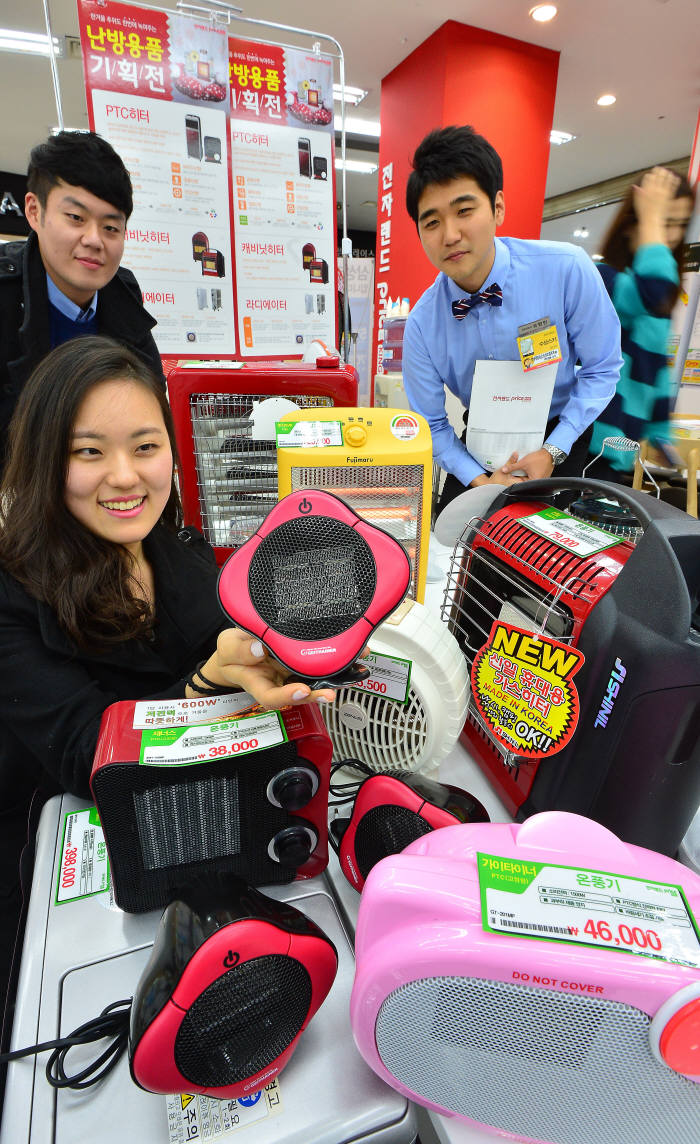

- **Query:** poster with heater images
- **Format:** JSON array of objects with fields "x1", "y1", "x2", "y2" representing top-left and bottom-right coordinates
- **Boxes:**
[
  {"x1": 78, "y1": 3, "x2": 337, "y2": 358},
  {"x1": 78, "y1": 1, "x2": 234, "y2": 354},
  {"x1": 229, "y1": 38, "x2": 336, "y2": 357}
]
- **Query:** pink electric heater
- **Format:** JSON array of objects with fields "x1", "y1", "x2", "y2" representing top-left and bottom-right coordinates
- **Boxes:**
[
  {"x1": 218, "y1": 489, "x2": 411, "y2": 689},
  {"x1": 350, "y1": 811, "x2": 700, "y2": 1144}
]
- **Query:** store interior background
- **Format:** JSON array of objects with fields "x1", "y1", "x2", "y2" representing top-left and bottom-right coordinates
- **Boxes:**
[{"x1": 1, "y1": 0, "x2": 698, "y2": 258}]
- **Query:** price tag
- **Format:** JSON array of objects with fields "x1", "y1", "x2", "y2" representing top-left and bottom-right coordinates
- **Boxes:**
[
  {"x1": 275, "y1": 419, "x2": 342, "y2": 448},
  {"x1": 133, "y1": 693, "x2": 258, "y2": 729},
  {"x1": 520, "y1": 507, "x2": 621, "y2": 556},
  {"x1": 139, "y1": 711, "x2": 286, "y2": 766},
  {"x1": 56, "y1": 807, "x2": 110, "y2": 905},
  {"x1": 166, "y1": 1079, "x2": 282, "y2": 1142},
  {"x1": 478, "y1": 853, "x2": 700, "y2": 969},
  {"x1": 350, "y1": 651, "x2": 412, "y2": 703}
]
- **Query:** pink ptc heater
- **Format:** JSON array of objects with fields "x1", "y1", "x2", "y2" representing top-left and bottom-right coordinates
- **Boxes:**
[
  {"x1": 130, "y1": 879, "x2": 337, "y2": 1098},
  {"x1": 218, "y1": 489, "x2": 411, "y2": 690},
  {"x1": 350, "y1": 811, "x2": 700, "y2": 1144}
]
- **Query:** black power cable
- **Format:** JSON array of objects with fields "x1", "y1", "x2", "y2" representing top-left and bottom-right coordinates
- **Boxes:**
[{"x1": 0, "y1": 999, "x2": 131, "y2": 1090}]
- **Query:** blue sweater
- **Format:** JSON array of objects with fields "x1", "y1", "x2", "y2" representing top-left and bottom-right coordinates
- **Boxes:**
[{"x1": 590, "y1": 243, "x2": 678, "y2": 470}]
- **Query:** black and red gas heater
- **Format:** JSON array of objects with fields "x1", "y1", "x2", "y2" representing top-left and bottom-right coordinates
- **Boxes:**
[{"x1": 443, "y1": 478, "x2": 700, "y2": 856}]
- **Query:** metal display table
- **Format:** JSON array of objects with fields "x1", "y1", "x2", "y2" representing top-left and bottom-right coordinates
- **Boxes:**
[{"x1": 1, "y1": 794, "x2": 417, "y2": 1144}]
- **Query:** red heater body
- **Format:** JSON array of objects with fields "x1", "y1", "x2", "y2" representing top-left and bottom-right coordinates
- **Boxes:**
[
  {"x1": 90, "y1": 700, "x2": 333, "y2": 913},
  {"x1": 167, "y1": 361, "x2": 358, "y2": 564},
  {"x1": 444, "y1": 479, "x2": 700, "y2": 856},
  {"x1": 130, "y1": 881, "x2": 337, "y2": 1098}
]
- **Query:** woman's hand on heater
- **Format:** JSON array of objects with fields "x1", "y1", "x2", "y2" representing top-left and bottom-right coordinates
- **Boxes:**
[{"x1": 204, "y1": 628, "x2": 336, "y2": 708}]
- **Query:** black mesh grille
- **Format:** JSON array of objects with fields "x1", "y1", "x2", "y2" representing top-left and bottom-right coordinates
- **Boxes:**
[
  {"x1": 249, "y1": 516, "x2": 376, "y2": 640},
  {"x1": 93, "y1": 744, "x2": 305, "y2": 913},
  {"x1": 175, "y1": 954, "x2": 312, "y2": 1087},
  {"x1": 355, "y1": 804, "x2": 433, "y2": 879}
]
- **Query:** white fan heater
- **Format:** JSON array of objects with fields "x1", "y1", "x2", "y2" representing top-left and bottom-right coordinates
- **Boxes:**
[{"x1": 321, "y1": 599, "x2": 469, "y2": 779}]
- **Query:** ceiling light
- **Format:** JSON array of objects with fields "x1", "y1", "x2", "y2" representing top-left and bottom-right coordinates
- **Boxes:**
[
  {"x1": 529, "y1": 5, "x2": 558, "y2": 21},
  {"x1": 334, "y1": 114, "x2": 381, "y2": 137},
  {"x1": 597, "y1": 94, "x2": 617, "y2": 106},
  {"x1": 573, "y1": 227, "x2": 589, "y2": 239},
  {"x1": 550, "y1": 130, "x2": 576, "y2": 145},
  {"x1": 0, "y1": 29, "x2": 63, "y2": 56},
  {"x1": 333, "y1": 84, "x2": 368, "y2": 107},
  {"x1": 592, "y1": 254, "x2": 604, "y2": 261},
  {"x1": 335, "y1": 159, "x2": 379, "y2": 175}
]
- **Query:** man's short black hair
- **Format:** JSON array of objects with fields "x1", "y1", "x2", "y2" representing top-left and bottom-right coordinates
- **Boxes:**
[
  {"x1": 406, "y1": 125, "x2": 503, "y2": 224},
  {"x1": 27, "y1": 131, "x2": 133, "y2": 220}
]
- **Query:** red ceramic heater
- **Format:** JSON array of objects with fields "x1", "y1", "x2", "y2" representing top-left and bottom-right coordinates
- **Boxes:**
[
  {"x1": 130, "y1": 878, "x2": 338, "y2": 1098},
  {"x1": 331, "y1": 769, "x2": 489, "y2": 891},
  {"x1": 218, "y1": 489, "x2": 412, "y2": 689},
  {"x1": 90, "y1": 701, "x2": 333, "y2": 913}
]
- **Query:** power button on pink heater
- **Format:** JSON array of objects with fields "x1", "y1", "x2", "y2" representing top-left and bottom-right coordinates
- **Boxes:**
[{"x1": 650, "y1": 982, "x2": 700, "y2": 1080}]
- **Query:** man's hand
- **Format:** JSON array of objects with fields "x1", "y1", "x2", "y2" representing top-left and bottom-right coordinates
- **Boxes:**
[
  {"x1": 470, "y1": 452, "x2": 527, "y2": 487},
  {"x1": 500, "y1": 448, "x2": 555, "y2": 481}
]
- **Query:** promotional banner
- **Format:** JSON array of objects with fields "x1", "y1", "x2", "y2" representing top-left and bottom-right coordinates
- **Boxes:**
[
  {"x1": 78, "y1": 1, "x2": 337, "y2": 359},
  {"x1": 229, "y1": 38, "x2": 336, "y2": 356}
]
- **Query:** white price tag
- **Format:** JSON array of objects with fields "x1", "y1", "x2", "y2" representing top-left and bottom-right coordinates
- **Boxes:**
[
  {"x1": 275, "y1": 419, "x2": 343, "y2": 448},
  {"x1": 133, "y1": 694, "x2": 258, "y2": 729},
  {"x1": 139, "y1": 711, "x2": 286, "y2": 767},
  {"x1": 56, "y1": 807, "x2": 110, "y2": 904},
  {"x1": 479, "y1": 853, "x2": 700, "y2": 969},
  {"x1": 166, "y1": 1079, "x2": 282, "y2": 1142},
  {"x1": 350, "y1": 651, "x2": 412, "y2": 703},
  {"x1": 520, "y1": 508, "x2": 620, "y2": 556}
]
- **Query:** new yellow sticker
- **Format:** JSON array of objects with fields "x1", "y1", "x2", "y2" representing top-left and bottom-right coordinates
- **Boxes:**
[
  {"x1": 517, "y1": 324, "x2": 562, "y2": 372},
  {"x1": 471, "y1": 622, "x2": 584, "y2": 759}
]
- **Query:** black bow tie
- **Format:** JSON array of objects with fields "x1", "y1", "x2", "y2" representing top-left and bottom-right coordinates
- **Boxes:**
[{"x1": 451, "y1": 282, "x2": 503, "y2": 319}]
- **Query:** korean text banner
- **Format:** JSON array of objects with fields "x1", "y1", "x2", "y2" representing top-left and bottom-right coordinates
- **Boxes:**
[{"x1": 78, "y1": 0, "x2": 337, "y2": 358}]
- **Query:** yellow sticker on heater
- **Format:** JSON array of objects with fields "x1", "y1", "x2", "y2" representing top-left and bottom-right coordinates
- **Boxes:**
[{"x1": 471, "y1": 622, "x2": 584, "y2": 759}]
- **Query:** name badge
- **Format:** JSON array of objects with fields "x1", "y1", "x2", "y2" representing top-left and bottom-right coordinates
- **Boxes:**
[{"x1": 516, "y1": 317, "x2": 562, "y2": 372}]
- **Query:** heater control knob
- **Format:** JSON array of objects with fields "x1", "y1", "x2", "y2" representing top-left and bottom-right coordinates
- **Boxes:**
[
  {"x1": 267, "y1": 764, "x2": 320, "y2": 811},
  {"x1": 269, "y1": 822, "x2": 318, "y2": 868},
  {"x1": 344, "y1": 424, "x2": 367, "y2": 448}
]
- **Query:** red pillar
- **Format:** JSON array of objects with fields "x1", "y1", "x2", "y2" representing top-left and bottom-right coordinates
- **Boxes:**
[{"x1": 372, "y1": 21, "x2": 560, "y2": 389}]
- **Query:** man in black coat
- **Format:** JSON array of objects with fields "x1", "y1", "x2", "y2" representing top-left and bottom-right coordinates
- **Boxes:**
[{"x1": 0, "y1": 131, "x2": 164, "y2": 465}]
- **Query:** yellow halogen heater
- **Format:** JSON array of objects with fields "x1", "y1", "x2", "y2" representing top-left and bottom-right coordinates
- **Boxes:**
[{"x1": 276, "y1": 408, "x2": 432, "y2": 603}]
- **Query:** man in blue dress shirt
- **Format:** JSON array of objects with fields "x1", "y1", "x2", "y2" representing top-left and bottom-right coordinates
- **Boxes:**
[{"x1": 402, "y1": 126, "x2": 622, "y2": 507}]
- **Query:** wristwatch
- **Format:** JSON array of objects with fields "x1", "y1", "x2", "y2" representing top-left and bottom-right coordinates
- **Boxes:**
[{"x1": 542, "y1": 443, "x2": 568, "y2": 467}]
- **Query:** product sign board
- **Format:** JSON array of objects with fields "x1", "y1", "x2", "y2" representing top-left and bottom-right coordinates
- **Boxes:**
[
  {"x1": 520, "y1": 507, "x2": 621, "y2": 556},
  {"x1": 229, "y1": 38, "x2": 336, "y2": 357},
  {"x1": 56, "y1": 806, "x2": 110, "y2": 904},
  {"x1": 139, "y1": 710, "x2": 287, "y2": 766},
  {"x1": 471, "y1": 621, "x2": 584, "y2": 759},
  {"x1": 478, "y1": 853, "x2": 700, "y2": 969},
  {"x1": 77, "y1": 2, "x2": 337, "y2": 360}
]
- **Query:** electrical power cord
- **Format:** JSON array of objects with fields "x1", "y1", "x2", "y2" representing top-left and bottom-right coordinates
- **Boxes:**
[{"x1": 0, "y1": 998, "x2": 131, "y2": 1089}]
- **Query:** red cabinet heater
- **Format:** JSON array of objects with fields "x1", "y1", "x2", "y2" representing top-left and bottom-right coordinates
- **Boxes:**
[
  {"x1": 90, "y1": 700, "x2": 333, "y2": 913},
  {"x1": 443, "y1": 478, "x2": 700, "y2": 857},
  {"x1": 167, "y1": 361, "x2": 357, "y2": 564}
]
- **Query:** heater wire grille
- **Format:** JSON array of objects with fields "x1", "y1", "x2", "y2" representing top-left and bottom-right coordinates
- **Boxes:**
[
  {"x1": 322, "y1": 688, "x2": 429, "y2": 770},
  {"x1": 190, "y1": 392, "x2": 334, "y2": 548},
  {"x1": 355, "y1": 804, "x2": 433, "y2": 879},
  {"x1": 175, "y1": 954, "x2": 311, "y2": 1087},
  {"x1": 375, "y1": 975, "x2": 700, "y2": 1144},
  {"x1": 249, "y1": 515, "x2": 376, "y2": 639},
  {"x1": 290, "y1": 465, "x2": 423, "y2": 599}
]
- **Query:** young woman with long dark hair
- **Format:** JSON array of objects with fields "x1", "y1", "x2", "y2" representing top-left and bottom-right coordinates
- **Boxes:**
[{"x1": 0, "y1": 335, "x2": 333, "y2": 1029}]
